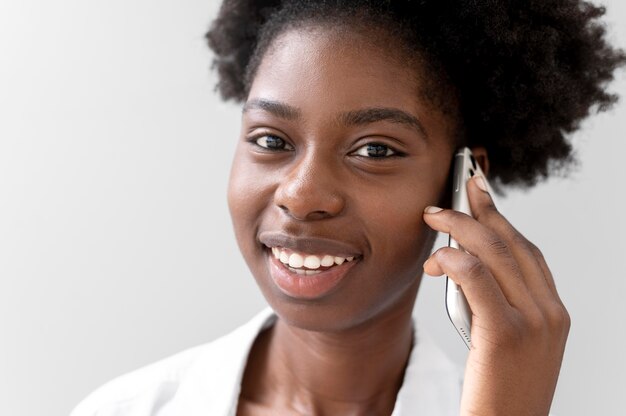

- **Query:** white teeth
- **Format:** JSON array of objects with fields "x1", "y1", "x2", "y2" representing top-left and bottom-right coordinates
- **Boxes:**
[
  {"x1": 321, "y1": 255, "x2": 335, "y2": 267},
  {"x1": 271, "y1": 246, "x2": 358, "y2": 270},
  {"x1": 288, "y1": 253, "x2": 304, "y2": 268},
  {"x1": 288, "y1": 267, "x2": 322, "y2": 276},
  {"x1": 303, "y1": 255, "x2": 321, "y2": 269}
]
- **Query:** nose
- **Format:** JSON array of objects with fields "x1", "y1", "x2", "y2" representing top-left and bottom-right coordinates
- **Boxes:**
[{"x1": 274, "y1": 153, "x2": 345, "y2": 221}]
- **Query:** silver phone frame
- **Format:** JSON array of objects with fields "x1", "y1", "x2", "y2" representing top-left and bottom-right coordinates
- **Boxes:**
[{"x1": 445, "y1": 147, "x2": 490, "y2": 349}]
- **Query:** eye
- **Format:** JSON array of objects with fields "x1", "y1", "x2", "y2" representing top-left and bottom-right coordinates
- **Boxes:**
[
  {"x1": 252, "y1": 134, "x2": 294, "y2": 151},
  {"x1": 352, "y1": 143, "x2": 400, "y2": 158}
]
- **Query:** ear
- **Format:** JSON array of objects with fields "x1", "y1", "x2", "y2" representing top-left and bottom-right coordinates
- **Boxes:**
[{"x1": 470, "y1": 146, "x2": 490, "y2": 177}]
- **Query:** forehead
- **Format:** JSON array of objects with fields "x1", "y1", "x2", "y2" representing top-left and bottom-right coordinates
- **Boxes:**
[
  {"x1": 245, "y1": 26, "x2": 458, "y2": 143},
  {"x1": 248, "y1": 27, "x2": 425, "y2": 116}
]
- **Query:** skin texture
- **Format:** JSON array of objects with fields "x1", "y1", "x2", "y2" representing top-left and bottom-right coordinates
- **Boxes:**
[{"x1": 228, "y1": 26, "x2": 569, "y2": 416}]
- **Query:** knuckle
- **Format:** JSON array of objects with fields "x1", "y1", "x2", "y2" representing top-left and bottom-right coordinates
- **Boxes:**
[
  {"x1": 524, "y1": 306, "x2": 547, "y2": 334},
  {"x1": 562, "y1": 308, "x2": 572, "y2": 335},
  {"x1": 509, "y1": 229, "x2": 531, "y2": 249},
  {"x1": 506, "y1": 230, "x2": 548, "y2": 264},
  {"x1": 545, "y1": 302, "x2": 571, "y2": 333},
  {"x1": 485, "y1": 234, "x2": 510, "y2": 256},
  {"x1": 473, "y1": 201, "x2": 498, "y2": 222},
  {"x1": 433, "y1": 247, "x2": 453, "y2": 263},
  {"x1": 464, "y1": 256, "x2": 487, "y2": 281},
  {"x1": 488, "y1": 217, "x2": 539, "y2": 257},
  {"x1": 529, "y1": 243, "x2": 545, "y2": 260}
]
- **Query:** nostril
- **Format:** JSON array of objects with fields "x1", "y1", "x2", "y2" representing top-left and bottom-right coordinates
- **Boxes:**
[
  {"x1": 275, "y1": 182, "x2": 345, "y2": 220},
  {"x1": 307, "y1": 210, "x2": 331, "y2": 220},
  {"x1": 277, "y1": 204, "x2": 333, "y2": 221}
]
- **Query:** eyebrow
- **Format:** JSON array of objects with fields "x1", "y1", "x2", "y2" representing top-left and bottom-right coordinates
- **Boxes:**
[
  {"x1": 242, "y1": 98, "x2": 428, "y2": 139},
  {"x1": 340, "y1": 107, "x2": 427, "y2": 139},
  {"x1": 243, "y1": 99, "x2": 301, "y2": 120}
]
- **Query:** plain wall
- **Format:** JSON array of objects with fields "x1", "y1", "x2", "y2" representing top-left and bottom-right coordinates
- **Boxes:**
[{"x1": 0, "y1": 1, "x2": 624, "y2": 415}]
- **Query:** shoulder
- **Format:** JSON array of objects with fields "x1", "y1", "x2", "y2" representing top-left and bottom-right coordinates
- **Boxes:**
[
  {"x1": 70, "y1": 307, "x2": 276, "y2": 416},
  {"x1": 70, "y1": 343, "x2": 211, "y2": 416}
]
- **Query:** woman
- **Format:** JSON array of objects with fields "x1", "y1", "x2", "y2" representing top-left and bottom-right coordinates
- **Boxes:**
[{"x1": 72, "y1": 0, "x2": 625, "y2": 415}]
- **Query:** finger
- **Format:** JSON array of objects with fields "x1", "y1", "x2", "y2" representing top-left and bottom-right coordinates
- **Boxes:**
[
  {"x1": 424, "y1": 247, "x2": 512, "y2": 321},
  {"x1": 467, "y1": 176, "x2": 560, "y2": 304},
  {"x1": 534, "y1": 251, "x2": 558, "y2": 297},
  {"x1": 423, "y1": 206, "x2": 533, "y2": 309}
]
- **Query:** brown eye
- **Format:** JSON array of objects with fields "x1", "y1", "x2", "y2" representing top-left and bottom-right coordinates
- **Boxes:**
[
  {"x1": 254, "y1": 135, "x2": 293, "y2": 151},
  {"x1": 353, "y1": 143, "x2": 397, "y2": 158}
]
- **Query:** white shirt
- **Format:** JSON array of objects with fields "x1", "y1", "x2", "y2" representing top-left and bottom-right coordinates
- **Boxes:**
[{"x1": 70, "y1": 307, "x2": 463, "y2": 415}]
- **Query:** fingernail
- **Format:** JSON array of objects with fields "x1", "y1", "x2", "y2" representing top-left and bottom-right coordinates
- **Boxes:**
[
  {"x1": 424, "y1": 206, "x2": 443, "y2": 214},
  {"x1": 475, "y1": 176, "x2": 489, "y2": 193},
  {"x1": 423, "y1": 259, "x2": 443, "y2": 277},
  {"x1": 422, "y1": 258, "x2": 434, "y2": 276}
]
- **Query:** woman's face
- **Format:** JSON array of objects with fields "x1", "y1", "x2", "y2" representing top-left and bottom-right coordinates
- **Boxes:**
[{"x1": 228, "y1": 26, "x2": 458, "y2": 331}]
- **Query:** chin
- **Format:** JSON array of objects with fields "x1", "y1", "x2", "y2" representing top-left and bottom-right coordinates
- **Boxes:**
[{"x1": 254, "y1": 266, "x2": 422, "y2": 334}]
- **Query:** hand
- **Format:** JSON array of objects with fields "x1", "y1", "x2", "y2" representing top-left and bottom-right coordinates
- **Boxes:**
[{"x1": 422, "y1": 176, "x2": 570, "y2": 416}]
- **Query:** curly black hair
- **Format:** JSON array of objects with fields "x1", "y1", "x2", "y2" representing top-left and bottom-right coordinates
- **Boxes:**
[{"x1": 206, "y1": 0, "x2": 625, "y2": 188}]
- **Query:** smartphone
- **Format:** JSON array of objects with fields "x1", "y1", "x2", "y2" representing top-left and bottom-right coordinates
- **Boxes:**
[{"x1": 445, "y1": 147, "x2": 491, "y2": 349}]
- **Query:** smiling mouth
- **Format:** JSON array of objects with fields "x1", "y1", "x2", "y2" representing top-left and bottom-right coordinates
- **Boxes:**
[
  {"x1": 268, "y1": 245, "x2": 358, "y2": 276},
  {"x1": 264, "y1": 244, "x2": 360, "y2": 299}
]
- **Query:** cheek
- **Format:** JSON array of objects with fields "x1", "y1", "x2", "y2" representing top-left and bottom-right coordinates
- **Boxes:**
[
  {"x1": 370, "y1": 198, "x2": 429, "y2": 264},
  {"x1": 340, "y1": 183, "x2": 438, "y2": 321},
  {"x1": 228, "y1": 150, "x2": 270, "y2": 217},
  {"x1": 362, "y1": 174, "x2": 444, "y2": 271},
  {"x1": 227, "y1": 153, "x2": 271, "y2": 253}
]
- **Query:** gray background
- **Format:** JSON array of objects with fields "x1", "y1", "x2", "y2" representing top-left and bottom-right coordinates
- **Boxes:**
[{"x1": 0, "y1": 1, "x2": 624, "y2": 415}]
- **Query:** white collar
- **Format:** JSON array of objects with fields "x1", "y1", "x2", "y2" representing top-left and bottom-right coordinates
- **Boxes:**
[
  {"x1": 178, "y1": 307, "x2": 462, "y2": 416},
  {"x1": 72, "y1": 307, "x2": 462, "y2": 416}
]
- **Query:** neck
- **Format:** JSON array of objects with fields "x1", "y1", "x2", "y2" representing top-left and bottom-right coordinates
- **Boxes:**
[{"x1": 242, "y1": 293, "x2": 417, "y2": 415}]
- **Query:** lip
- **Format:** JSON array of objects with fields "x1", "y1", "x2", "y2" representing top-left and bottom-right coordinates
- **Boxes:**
[
  {"x1": 266, "y1": 247, "x2": 359, "y2": 299},
  {"x1": 259, "y1": 231, "x2": 362, "y2": 258}
]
